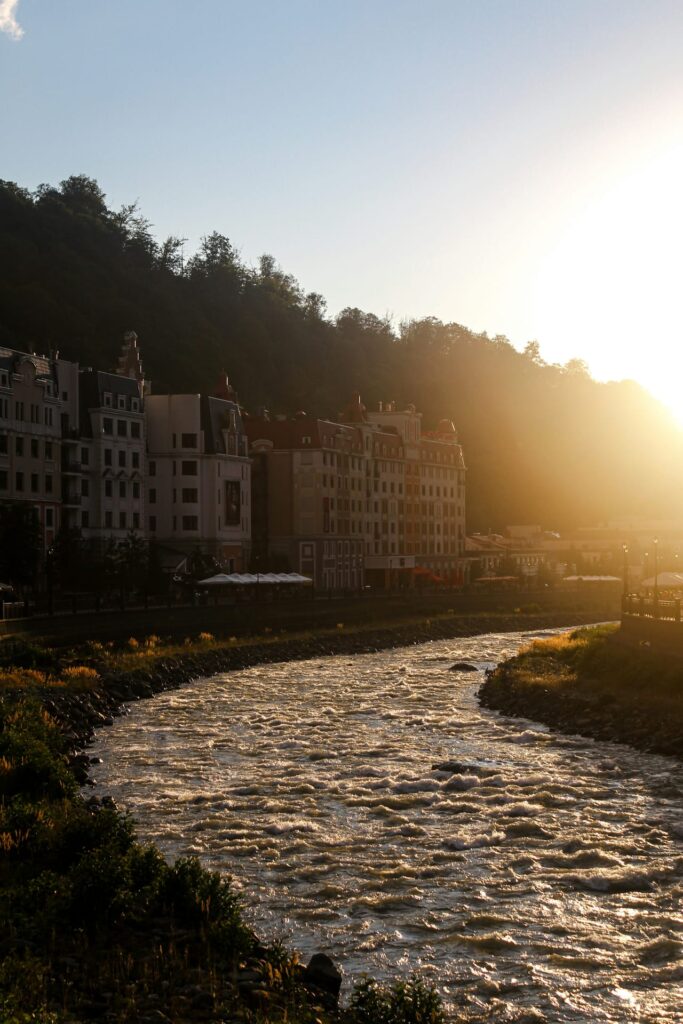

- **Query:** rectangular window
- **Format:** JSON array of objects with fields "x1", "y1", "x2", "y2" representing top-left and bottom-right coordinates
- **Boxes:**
[
  {"x1": 149, "y1": 460, "x2": 156, "y2": 476},
  {"x1": 81, "y1": 510, "x2": 89, "y2": 528},
  {"x1": 132, "y1": 481, "x2": 140, "y2": 499},
  {"x1": 30, "y1": 439, "x2": 39, "y2": 459},
  {"x1": 15, "y1": 437, "x2": 23, "y2": 456},
  {"x1": 117, "y1": 420, "x2": 127, "y2": 437},
  {"x1": 119, "y1": 511, "x2": 127, "y2": 529},
  {"x1": 81, "y1": 479, "x2": 89, "y2": 497},
  {"x1": 131, "y1": 451, "x2": 140, "y2": 469},
  {"x1": 118, "y1": 450, "x2": 126, "y2": 468},
  {"x1": 149, "y1": 515, "x2": 157, "y2": 532},
  {"x1": 105, "y1": 480, "x2": 112, "y2": 498},
  {"x1": 181, "y1": 488, "x2": 198, "y2": 503},
  {"x1": 172, "y1": 433, "x2": 177, "y2": 449},
  {"x1": 130, "y1": 421, "x2": 141, "y2": 439},
  {"x1": 119, "y1": 481, "x2": 126, "y2": 498},
  {"x1": 0, "y1": 435, "x2": 7, "y2": 454},
  {"x1": 80, "y1": 447, "x2": 89, "y2": 464},
  {"x1": 104, "y1": 448, "x2": 112, "y2": 466},
  {"x1": 181, "y1": 460, "x2": 197, "y2": 475},
  {"x1": 15, "y1": 401, "x2": 24, "y2": 421},
  {"x1": 46, "y1": 507, "x2": 54, "y2": 528},
  {"x1": 0, "y1": 470, "x2": 7, "y2": 489},
  {"x1": 181, "y1": 433, "x2": 197, "y2": 448},
  {"x1": 182, "y1": 515, "x2": 198, "y2": 530},
  {"x1": 149, "y1": 488, "x2": 156, "y2": 503},
  {"x1": 105, "y1": 510, "x2": 113, "y2": 528},
  {"x1": 103, "y1": 417, "x2": 113, "y2": 434},
  {"x1": 15, "y1": 471, "x2": 24, "y2": 491},
  {"x1": 104, "y1": 393, "x2": 112, "y2": 408},
  {"x1": 45, "y1": 473, "x2": 53, "y2": 494},
  {"x1": 117, "y1": 394, "x2": 126, "y2": 409},
  {"x1": 133, "y1": 512, "x2": 140, "y2": 529}
]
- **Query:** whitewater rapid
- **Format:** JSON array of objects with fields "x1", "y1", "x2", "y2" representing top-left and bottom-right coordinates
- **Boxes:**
[{"x1": 90, "y1": 630, "x2": 683, "y2": 1022}]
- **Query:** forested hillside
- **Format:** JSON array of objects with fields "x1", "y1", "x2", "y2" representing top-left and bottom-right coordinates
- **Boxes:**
[{"x1": 1, "y1": 175, "x2": 681, "y2": 530}]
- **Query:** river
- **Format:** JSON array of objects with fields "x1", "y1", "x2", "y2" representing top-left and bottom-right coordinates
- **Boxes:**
[{"x1": 90, "y1": 629, "x2": 683, "y2": 1022}]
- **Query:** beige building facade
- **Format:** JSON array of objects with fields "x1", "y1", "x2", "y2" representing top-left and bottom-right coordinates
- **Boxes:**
[
  {"x1": 145, "y1": 384, "x2": 251, "y2": 569},
  {"x1": 247, "y1": 396, "x2": 466, "y2": 590}
]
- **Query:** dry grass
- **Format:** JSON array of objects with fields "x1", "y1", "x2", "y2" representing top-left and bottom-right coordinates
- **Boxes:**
[{"x1": 501, "y1": 624, "x2": 683, "y2": 719}]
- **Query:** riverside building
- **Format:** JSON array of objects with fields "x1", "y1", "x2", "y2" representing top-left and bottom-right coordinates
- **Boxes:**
[
  {"x1": 246, "y1": 395, "x2": 466, "y2": 590},
  {"x1": 144, "y1": 375, "x2": 251, "y2": 569},
  {"x1": 0, "y1": 346, "x2": 67, "y2": 553},
  {"x1": 248, "y1": 414, "x2": 365, "y2": 590},
  {"x1": 74, "y1": 332, "x2": 147, "y2": 544}
]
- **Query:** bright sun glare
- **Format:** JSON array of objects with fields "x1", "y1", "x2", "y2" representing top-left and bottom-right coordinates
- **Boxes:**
[{"x1": 534, "y1": 144, "x2": 683, "y2": 421}]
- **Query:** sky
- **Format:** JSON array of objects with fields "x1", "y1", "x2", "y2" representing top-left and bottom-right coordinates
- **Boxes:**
[{"x1": 2, "y1": 0, "x2": 683, "y2": 412}]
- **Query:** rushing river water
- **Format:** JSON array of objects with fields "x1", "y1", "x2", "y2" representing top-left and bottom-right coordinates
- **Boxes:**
[{"x1": 90, "y1": 629, "x2": 683, "y2": 1022}]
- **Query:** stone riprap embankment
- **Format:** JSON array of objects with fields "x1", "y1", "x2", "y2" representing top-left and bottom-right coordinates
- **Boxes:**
[{"x1": 478, "y1": 666, "x2": 683, "y2": 760}]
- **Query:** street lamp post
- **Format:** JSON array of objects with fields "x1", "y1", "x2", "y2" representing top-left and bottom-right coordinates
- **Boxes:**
[
  {"x1": 622, "y1": 544, "x2": 629, "y2": 605},
  {"x1": 653, "y1": 537, "x2": 659, "y2": 616}
]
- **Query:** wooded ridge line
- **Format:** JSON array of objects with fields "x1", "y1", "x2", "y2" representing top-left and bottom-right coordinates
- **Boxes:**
[{"x1": 1, "y1": 175, "x2": 680, "y2": 531}]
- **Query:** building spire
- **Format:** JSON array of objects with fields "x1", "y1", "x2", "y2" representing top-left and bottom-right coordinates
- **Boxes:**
[{"x1": 116, "y1": 330, "x2": 149, "y2": 395}]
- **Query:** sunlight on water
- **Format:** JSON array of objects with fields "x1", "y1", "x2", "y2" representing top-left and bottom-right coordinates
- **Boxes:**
[{"x1": 91, "y1": 630, "x2": 683, "y2": 1022}]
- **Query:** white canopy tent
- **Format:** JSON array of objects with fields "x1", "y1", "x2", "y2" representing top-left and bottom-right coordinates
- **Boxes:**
[
  {"x1": 562, "y1": 575, "x2": 622, "y2": 583},
  {"x1": 196, "y1": 573, "x2": 236, "y2": 585},
  {"x1": 198, "y1": 572, "x2": 312, "y2": 586}
]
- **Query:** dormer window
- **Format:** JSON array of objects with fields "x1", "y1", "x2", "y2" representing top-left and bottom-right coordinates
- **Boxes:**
[
  {"x1": 302, "y1": 436, "x2": 312, "y2": 445},
  {"x1": 104, "y1": 392, "x2": 112, "y2": 408},
  {"x1": 131, "y1": 398, "x2": 139, "y2": 412},
  {"x1": 117, "y1": 394, "x2": 126, "y2": 409}
]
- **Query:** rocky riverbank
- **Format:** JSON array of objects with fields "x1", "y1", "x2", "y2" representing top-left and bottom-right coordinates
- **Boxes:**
[{"x1": 478, "y1": 626, "x2": 683, "y2": 759}]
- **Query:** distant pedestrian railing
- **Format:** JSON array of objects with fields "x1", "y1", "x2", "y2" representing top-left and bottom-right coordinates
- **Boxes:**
[{"x1": 622, "y1": 594, "x2": 682, "y2": 622}]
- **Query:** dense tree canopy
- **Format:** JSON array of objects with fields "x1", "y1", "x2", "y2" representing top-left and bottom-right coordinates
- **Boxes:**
[{"x1": 1, "y1": 175, "x2": 682, "y2": 530}]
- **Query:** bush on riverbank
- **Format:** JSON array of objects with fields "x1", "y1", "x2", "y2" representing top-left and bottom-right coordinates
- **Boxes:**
[{"x1": 481, "y1": 624, "x2": 683, "y2": 757}]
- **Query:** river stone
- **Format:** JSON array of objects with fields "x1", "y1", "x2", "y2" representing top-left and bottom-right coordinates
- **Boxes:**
[
  {"x1": 449, "y1": 661, "x2": 479, "y2": 672},
  {"x1": 302, "y1": 953, "x2": 342, "y2": 1000}
]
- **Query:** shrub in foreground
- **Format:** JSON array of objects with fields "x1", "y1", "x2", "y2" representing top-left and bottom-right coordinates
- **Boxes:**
[{"x1": 350, "y1": 976, "x2": 444, "y2": 1024}]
